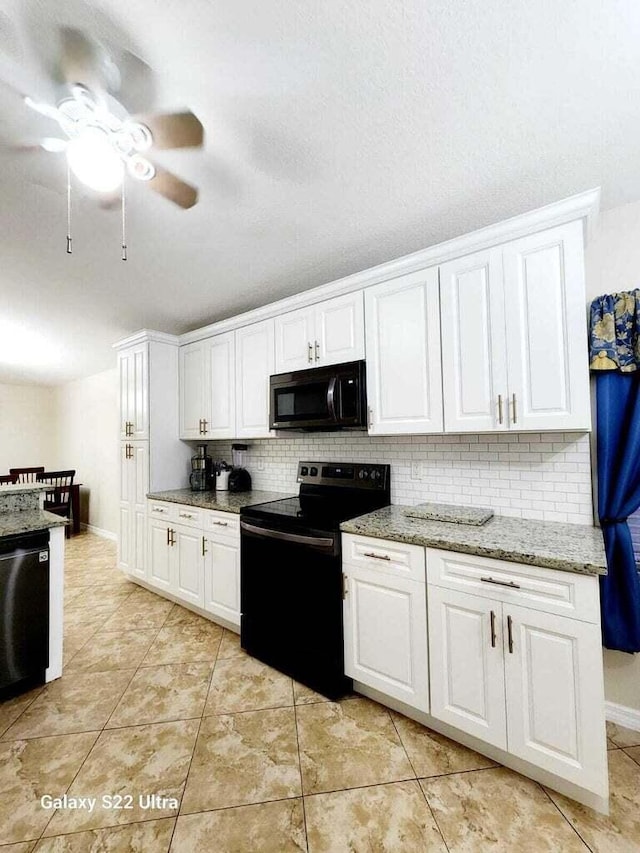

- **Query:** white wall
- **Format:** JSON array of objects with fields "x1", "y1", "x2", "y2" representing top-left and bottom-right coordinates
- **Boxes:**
[
  {"x1": 53, "y1": 368, "x2": 119, "y2": 537},
  {"x1": 585, "y1": 199, "x2": 640, "y2": 714},
  {"x1": 0, "y1": 383, "x2": 57, "y2": 473}
]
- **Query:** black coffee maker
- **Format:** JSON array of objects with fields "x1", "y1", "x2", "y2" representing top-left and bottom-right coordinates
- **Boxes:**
[
  {"x1": 190, "y1": 444, "x2": 214, "y2": 491},
  {"x1": 228, "y1": 443, "x2": 252, "y2": 492}
]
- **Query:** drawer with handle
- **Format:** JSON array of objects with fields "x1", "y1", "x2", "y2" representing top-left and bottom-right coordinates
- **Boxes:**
[
  {"x1": 172, "y1": 505, "x2": 203, "y2": 528},
  {"x1": 148, "y1": 501, "x2": 178, "y2": 523},
  {"x1": 342, "y1": 533, "x2": 425, "y2": 582},
  {"x1": 204, "y1": 510, "x2": 240, "y2": 537},
  {"x1": 426, "y1": 547, "x2": 599, "y2": 623}
]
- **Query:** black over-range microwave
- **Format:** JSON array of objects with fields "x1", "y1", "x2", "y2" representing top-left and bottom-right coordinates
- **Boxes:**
[{"x1": 269, "y1": 360, "x2": 367, "y2": 431}]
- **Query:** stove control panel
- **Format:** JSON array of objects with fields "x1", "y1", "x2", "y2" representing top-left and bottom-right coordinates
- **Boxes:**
[{"x1": 297, "y1": 462, "x2": 389, "y2": 489}]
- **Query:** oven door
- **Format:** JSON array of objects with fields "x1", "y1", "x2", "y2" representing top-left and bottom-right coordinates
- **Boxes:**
[
  {"x1": 269, "y1": 360, "x2": 366, "y2": 430},
  {"x1": 240, "y1": 518, "x2": 352, "y2": 699}
]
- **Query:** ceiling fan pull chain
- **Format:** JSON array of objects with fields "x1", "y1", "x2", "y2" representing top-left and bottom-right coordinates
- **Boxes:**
[
  {"x1": 121, "y1": 178, "x2": 127, "y2": 261},
  {"x1": 66, "y1": 162, "x2": 72, "y2": 254}
]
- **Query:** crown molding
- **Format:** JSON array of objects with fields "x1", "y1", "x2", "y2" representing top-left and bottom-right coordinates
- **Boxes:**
[
  {"x1": 123, "y1": 188, "x2": 601, "y2": 348},
  {"x1": 112, "y1": 329, "x2": 180, "y2": 350}
]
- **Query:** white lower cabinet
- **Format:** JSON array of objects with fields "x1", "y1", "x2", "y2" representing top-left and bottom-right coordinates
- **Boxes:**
[
  {"x1": 204, "y1": 533, "x2": 240, "y2": 626},
  {"x1": 428, "y1": 585, "x2": 507, "y2": 748},
  {"x1": 119, "y1": 441, "x2": 149, "y2": 580},
  {"x1": 342, "y1": 536, "x2": 429, "y2": 712},
  {"x1": 145, "y1": 502, "x2": 240, "y2": 629}
]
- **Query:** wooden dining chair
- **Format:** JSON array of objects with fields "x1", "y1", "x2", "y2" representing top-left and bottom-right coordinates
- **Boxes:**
[
  {"x1": 36, "y1": 470, "x2": 76, "y2": 536},
  {"x1": 0, "y1": 474, "x2": 16, "y2": 485},
  {"x1": 10, "y1": 466, "x2": 45, "y2": 483}
]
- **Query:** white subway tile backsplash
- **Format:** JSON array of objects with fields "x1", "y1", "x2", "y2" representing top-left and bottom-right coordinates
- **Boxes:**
[{"x1": 205, "y1": 431, "x2": 595, "y2": 525}]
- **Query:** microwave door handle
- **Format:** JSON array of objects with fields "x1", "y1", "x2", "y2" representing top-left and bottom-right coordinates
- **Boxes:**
[{"x1": 327, "y1": 376, "x2": 338, "y2": 421}]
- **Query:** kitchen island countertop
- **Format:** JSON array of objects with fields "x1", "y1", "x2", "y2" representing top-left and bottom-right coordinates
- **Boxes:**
[
  {"x1": 146, "y1": 488, "x2": 295, "y2": 513},
  {"x1": 0, "y1": 510, "x2": 67, "y2": 538},
  {"x1": 341, "y1": 505, "x2": 607, "y2": 576}
]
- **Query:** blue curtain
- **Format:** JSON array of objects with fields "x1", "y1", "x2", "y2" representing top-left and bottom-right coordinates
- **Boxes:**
[{"x1": 596, "y1": 371, "x2": 640, "y2": 652}]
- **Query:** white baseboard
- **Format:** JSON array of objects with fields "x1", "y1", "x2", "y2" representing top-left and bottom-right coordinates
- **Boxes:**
[
  {"x1": 605, "y1": 700, "x2": 640, "y2": 732},
  {"x1": 81, "y1": 523, "x2": 117, "y2": 541}
]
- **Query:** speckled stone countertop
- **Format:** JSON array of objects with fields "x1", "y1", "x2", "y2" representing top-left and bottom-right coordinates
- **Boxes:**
[
  {"x1": 146, "y1": 489, "x2": 294, "y2": 514},
  {"x1": 341, "y1": 506, "x2": 607, "y2": 576},
  {"x1": 0, "y1": 510, "x2": 67, "y2": 538},
  {"x1": 403, "y1": 502, "x2": 494, "y2": 526}
]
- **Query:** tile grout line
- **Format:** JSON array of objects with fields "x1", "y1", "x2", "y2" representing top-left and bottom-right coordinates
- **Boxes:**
[
  {"x1": 539, "y1": 784, "x2": 595, "y2": 852},
  {"x1": 292, "y1": 694, "x2": 310, "y2": 853},
  {"x1": 389, "y1": 712, "x2": 451, "y2": 853}
]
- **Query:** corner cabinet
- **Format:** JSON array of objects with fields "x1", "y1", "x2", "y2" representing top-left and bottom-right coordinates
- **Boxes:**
[
  {"x1": 364, "y1": 268, "x2": 443, "y2": 435},
  {"x1": 274, "y1": 291, "x2": 365, "y2": 373},
  {"x1": 440, "y1": 220, "x2": 591, "y2": 432}
]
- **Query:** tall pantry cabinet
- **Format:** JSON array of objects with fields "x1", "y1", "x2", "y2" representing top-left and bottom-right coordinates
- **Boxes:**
[{"x1": 115, "y1": 331, "x2": 192, "y2": 578}]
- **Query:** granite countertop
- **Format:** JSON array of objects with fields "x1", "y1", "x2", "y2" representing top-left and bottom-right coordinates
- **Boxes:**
[
  {"x1": 146, "y1": 489, "x2": 294, "y2": 514},
  {"x1": 341, "y1": 506, "x2": 607, "y2": 576},
  {"x1": 0, "y1": 483, "x2": 48, "y2": 494},
  {"x1": 0, "y1": 510, "x2": 67, "y2": 538}
]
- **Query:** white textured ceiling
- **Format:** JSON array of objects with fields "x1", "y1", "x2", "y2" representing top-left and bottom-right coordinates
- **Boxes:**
[{"x1": 1, "y1": 0, "x2": 639, "y2": 384}]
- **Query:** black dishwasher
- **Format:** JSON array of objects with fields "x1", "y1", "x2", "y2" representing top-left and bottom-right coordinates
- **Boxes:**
[{"x1": 0, "y1": 530, "x2": 50, "y2": 699}]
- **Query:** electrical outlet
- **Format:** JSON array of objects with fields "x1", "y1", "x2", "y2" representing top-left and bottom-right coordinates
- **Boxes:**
[
  {"x1": 411, "y1": 462, "x2": 422, "y2": 481},
  {"x1": 255, "y1": 458, "x2": 265, "y2": 472}
]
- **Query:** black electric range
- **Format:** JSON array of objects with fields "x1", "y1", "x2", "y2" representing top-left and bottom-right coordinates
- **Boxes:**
[{"x1": 240, "y1": 461, "x2": 390, "y2": 699}]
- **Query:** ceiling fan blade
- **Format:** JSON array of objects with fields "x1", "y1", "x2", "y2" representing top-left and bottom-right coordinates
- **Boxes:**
[
  {"x1": 135, "y1": 111, "x2": 204, "y2": 150},
  {"x1": 58, "y1": 27, "x2": 106, "y2": 95},
  {"x1": 147, "y1": 167, "x2": 198, "y2": 209}
]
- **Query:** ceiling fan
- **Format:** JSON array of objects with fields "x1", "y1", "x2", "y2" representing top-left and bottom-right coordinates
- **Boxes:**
[{"x1": 6, "y1": 26, "x2": 204, "y2": 209}]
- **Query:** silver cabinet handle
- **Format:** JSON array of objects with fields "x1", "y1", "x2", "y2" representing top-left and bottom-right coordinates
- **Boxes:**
[
  {"x1": 315, "y1": 340, "x2": 320, "y2": 362},
  {"x1": 153, "y1": 507, "x2": 166, "y2": 514},
  {"x1": 212, "y1": 520, "x2": 228, "y2": 527},
  {"x1": 308, "y1": 342, "x2": 313, "y2": 363},
  {"x1": 166, "y1": 526, "x2": 170, "y2": 546},
  {"x1": 198, "y1": 419, "x2": 203, "y2": 434},
  {"x1": 363, "y1": 551, "x2": 391, "y2": 561},
  {"x1": 179, "y1": 512, "x2": 195, "y2": 519},
  {"x1": 507, "y1": 614, "x2": 514, "y2": 653},
  {"x1": 202, "y1": 419, "x2": 208, "y2": 434},
  {"x1": 497, "y1": 395, "x2": 503, "y2": 425},
  {"x1": 480, "y1": 576, "x2": 520, "y2": 589},
  {"x1": 342, "y1": 573, "x2": 348, "y2": 599},
  {"x1": 490, "y1": 610, "x2": 496, "y2": 648},
  {"x1": 202, "y1": 536, "x2": 207, "y2": 556},
  {"x1": 512, "y1": 393, "x2": 517, "y2": 424}
]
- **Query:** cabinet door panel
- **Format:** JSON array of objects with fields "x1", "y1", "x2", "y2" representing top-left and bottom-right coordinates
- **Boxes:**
[
  {"x1": 503, "y1": 221, "x2": 590, "y2": 430},
  {"x1": 236, "y1": 320, "x2": 275, "y2": 438},
  {"x1": 428, "y1": 585, "x2": 507, "y2": 748},
  {"x1": 131, "y1": 443, "x2": 148, "y2": 580},
  {"x1": 179, "y1": 341, "x2": 207, "y2": 439},
  {"x1": 207, "y1": 332, "x2": 236, "y2": 438},
  {"x1": 204, "y1": 537, "x2": 240, "y2": 627},
  {"x1": 173, "y1": 525, "x2": 204, "y2": 607},
  {"x1": 440, "y1": 248, "x2": 508, "y2": 432},
  {"x1": 344, "y1": 566, "x2": 428, "y2": 711},
  {"x1": 118, "y1": 503, "x2": 131, "y2": 573},
  {"x1": 504, "y1": 603, "x2": 607, "y2": 794},
  {"x1": 130, "y1": 344, "x2": 149, "y2": 439},
  {"x1": 365, "y1": 268, "x2": 443, "y2": 434},
  {"x1": 315, "y1": 292, "x2": 364, "y2": 367},
  {"x1": 274, "y1": 307, "x2": 314, "y2": 373},
  {"x1": 148, "y1": 519, "x2": 172, "y2": 591},
  {"x1": 118, "y1": 351, "x2": 131, "y2": 438}
]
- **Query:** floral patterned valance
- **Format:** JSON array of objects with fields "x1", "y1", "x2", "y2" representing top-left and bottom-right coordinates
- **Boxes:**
[{"x1": 589, "y1": 289, "x2": 640, "y2": 372}]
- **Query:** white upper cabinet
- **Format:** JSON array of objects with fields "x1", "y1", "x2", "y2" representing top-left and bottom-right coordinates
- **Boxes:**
[
  {"x1": 440, "y1": 221, "x2": 591, "y2": 432},
  {"x1": 179, "y1": 340, "x2": 208, "y2": 439},
  {"x1": 503, "y1": 221, "x2": 591, "y2": 431},
  {"x1": 314, "y1": 291, "x2": 365, "y2": 367},
  {"x1": 236, "y1": 319, "x2": 275, "y2": 438},
  {"x1": 207, "y1": 331, "x2": 236, "y2": 439},
  {"x1": 118, "y1": 343, "x2": 149, "y2": 439},
  {"x1": 365, "y1": 268, "x2": 443, "y2": 435},
  {"x1": 274, "y1": 291, "x2": 365, "y2": 374},
  {"x1": 440, "y1": 249, "x2": 508, "y2": 432},
  {"x1": 179, "y1": 332, "x2": 236, "y2": 439}
]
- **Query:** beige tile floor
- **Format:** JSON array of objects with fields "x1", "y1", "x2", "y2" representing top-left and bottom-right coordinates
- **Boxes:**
[{"x1": 0, "y1": 532, "x2": 639, "y2": 851}]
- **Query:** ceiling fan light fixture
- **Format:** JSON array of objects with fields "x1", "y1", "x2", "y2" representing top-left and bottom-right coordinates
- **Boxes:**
[
  {"x1": 127, "y1": 154, "x2": 155, "y2": 181},
  {"x1": 124, "y1": 122, "x2": 153, "y2": 152},
  {"x1": 66, "y1": 128, "x2": 124, "y2": 193}
]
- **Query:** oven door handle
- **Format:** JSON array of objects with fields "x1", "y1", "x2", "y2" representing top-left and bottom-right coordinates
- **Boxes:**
[
  {"x1": 327, "y1": 376, "x2": 338, "y2": 422},
  {"x1": 240, "y1": 520, "x2": 336, "y2": 550}
]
